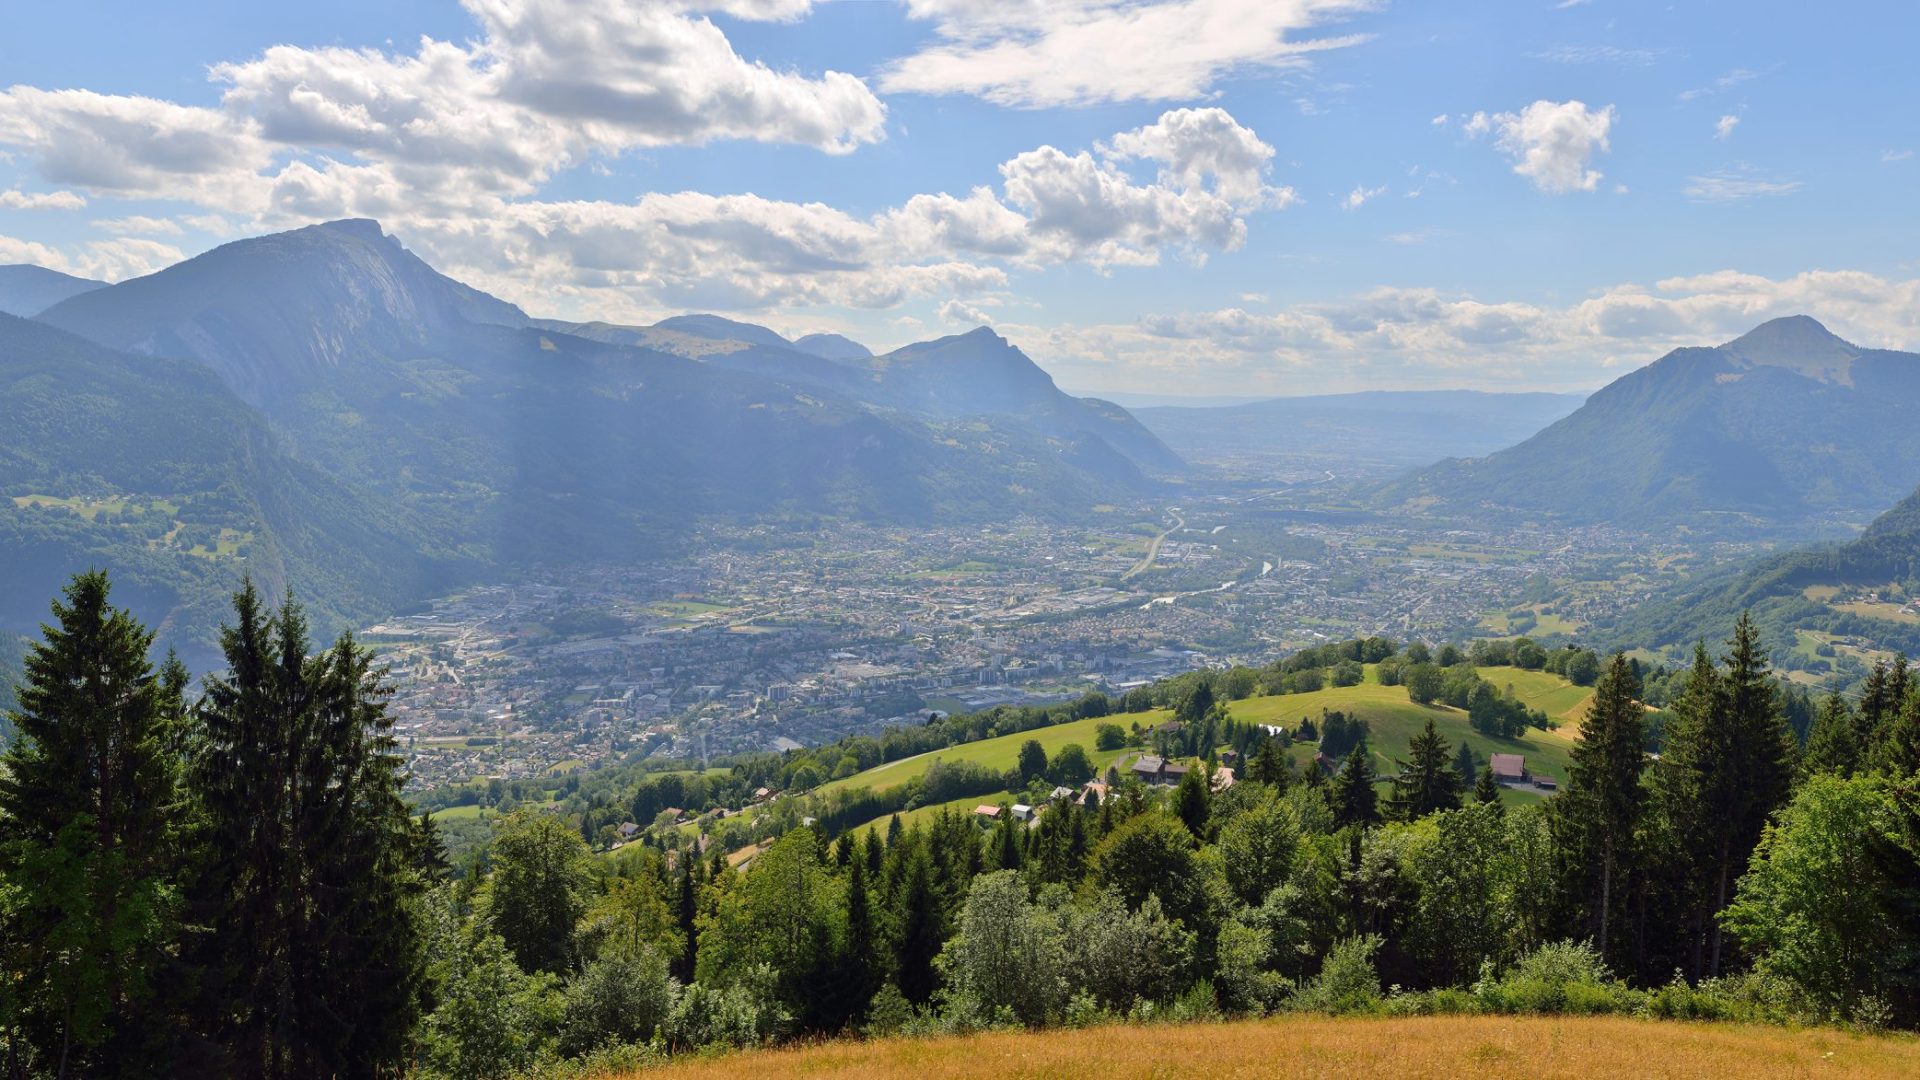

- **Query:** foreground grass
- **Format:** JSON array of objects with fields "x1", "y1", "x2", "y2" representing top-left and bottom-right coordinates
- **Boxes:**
[{"x1": 635, "y1": 1015, "x2": 1917, "y2": 1079}]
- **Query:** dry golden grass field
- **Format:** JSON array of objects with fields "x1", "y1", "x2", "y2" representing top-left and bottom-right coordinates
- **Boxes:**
[{"x1": 635, "y1": 1015, "x2": 1919, "y2": 1079}]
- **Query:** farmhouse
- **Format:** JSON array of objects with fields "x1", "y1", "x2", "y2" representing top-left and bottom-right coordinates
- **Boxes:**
[
  {"x1": 1488, "y1": 754, "x2": 1527, "y2": 785},
  {"x1": 1126, "y1": 755, "x2": 1190, "y2": 787}
]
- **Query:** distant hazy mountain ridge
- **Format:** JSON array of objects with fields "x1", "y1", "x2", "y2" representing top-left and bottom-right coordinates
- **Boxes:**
[
  {"x1": 39, "y1": 219, "x2": 529, "y2": 410},
  {"x1": 1136, "y1": 389, "x2": 1587, "y2": 468},
  {"x1": 0, "y1": 264, "x2": 104, "y2": 317}
]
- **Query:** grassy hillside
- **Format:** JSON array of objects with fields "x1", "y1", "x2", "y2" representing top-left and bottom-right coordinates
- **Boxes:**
[
  {"x1": 633, "y1": 1014, "x2": 1919, "y2": 1079},
  {"x1": 813, "y1": 665, "x2": 1594, "y2": 838},
  {"x1": 1229, "y1": 668, "x2": 1587, "y2": 788},
  {"x1": 818, "y1": 709, "x2": 1171, "y2": 797},
  {"x1": 1477, "y1": 665, "x2": 1596, "y2": 723}
]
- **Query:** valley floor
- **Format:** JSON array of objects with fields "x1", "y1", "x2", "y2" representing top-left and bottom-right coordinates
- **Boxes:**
[{"x1": 634, "y1": 1015, "x2": 1917, "y2": 1079}]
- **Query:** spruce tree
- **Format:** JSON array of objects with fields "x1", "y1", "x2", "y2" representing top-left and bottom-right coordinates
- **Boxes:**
[
  {"x1": 992, "y1": 807, "x2": 1024, "y2": 871},
  {"x1": 0, "y1": 572, "x2": 186, "y2": 1075},
  {"x1": 187, "y1": 584, "x2": 425, "y2": 1077},
  {"x1": 1564, "y1": 652, "x2": 1646, "y2": 969},
  {"x1": 674, "y1": 859, "x2": 700, "y2": 984},
  {"x1": 1172, "y1": 764, "x2": 1212, "y2": 839},
  {"x1": 1330, "y1": 741, "x2": 1379, "y2": 828},
  {"x1": 1649, "y1": 642, "x2": 1720, "y2": 980},
  {"x1": 1179, "y1": 680, "x2": 1215, "y2": 727},
  {"x1": 1875, "y1": 690, "x2": 1920, "y2": 779},
  {"x1": 1802, "y1": 693, "x2": 1861, "y2": 778},
  {"x1": 892, "y1": 846, "x2": 942, "y2": 1004},
  {"x1": 1388, "y1": 717, "x2": 1462, "y2": 821},
  {"x1": 841, "y1": 856, "x2": 879, "y2": 1021},
  {"x1": 1473, "y1": 760, "x2": 1502, "y2": 809},
  {"x1": 1250, "y1": 737, "x2": 1290, "y2": 790},
  {"x1": 1453, "y1": 741, "x2": 1479, "y2": 788},
  {"x1": 1653, "y1": 616, "x2": 1796, "y2": 979},
  {"x1": 414, "y1": 812, "x2": 452, "y2": 884}
]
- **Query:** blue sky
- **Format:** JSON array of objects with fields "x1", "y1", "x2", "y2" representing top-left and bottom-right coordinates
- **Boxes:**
[{"x1": 1, "y1": 0, "x2": 1915, "y2": 396}]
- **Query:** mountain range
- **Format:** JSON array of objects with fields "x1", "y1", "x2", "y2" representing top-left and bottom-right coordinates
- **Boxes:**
[
  {"x1": 1134, "y1": 389, "x2": 1587, "y2": 468},
  {"x1": 8, "y1": 219, "x2": 1182, "y2": 654},
  {"x1": 1382, "y1": 317, "x2": 1920, "y2": 532}
]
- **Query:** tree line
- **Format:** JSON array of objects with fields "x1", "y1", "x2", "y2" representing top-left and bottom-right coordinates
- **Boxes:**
[{"x1": 5, "y1": 575, "x2": 1918, "y2": 1078}]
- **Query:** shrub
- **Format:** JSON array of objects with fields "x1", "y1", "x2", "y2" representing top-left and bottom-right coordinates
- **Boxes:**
[
  {"x1": 1169, "y1": 982, "x2": 1222, "y2": 1023},
  {"x1": 1291, "y1": 935, "x2": 1382, "y2": 1015},
  {"x1": 1474, "y1": 941, "x2": 1637, "y2": 1016},
  {"x1": 663, "y1": 964, "x2": 788, "y2": 1050},
  {"x1": 558, "y1": 946, "x2": 677, "y2": 1056}
]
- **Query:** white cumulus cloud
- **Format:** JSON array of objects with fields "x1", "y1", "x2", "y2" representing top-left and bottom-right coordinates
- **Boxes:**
[
  {"x1": 1341, "y1": 183, "x2": 1385, "y2": 210},
  {"x1": 879, "y1": 0, "x2": 1376, "y2": 108},
  {"x1": 1015, "y1": 268, "x2": 1920, "y2": 395},
  {"x1": 1465, "y1": 99, "x2": 1615, "y2": 194},
  {"x1": 0, "y1": 188, "x2": 86, "y2": 210}
]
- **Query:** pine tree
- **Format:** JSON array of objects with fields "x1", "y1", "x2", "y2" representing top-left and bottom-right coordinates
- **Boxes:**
[
  {"x1": 1330, "y1": 741, "x2": 1379, "y2": 829},
  {"x1": 1564, "y1": 652, "x2": 1646, "y2": 969},
  {"x1": 0, "y1": 572, "x2": 186, "y2": 1075},
  {"x1": 1388, "y1": 717, "x2": 1462, "y2": 821}
]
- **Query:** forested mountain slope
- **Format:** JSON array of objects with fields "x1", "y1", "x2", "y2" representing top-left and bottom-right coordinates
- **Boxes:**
[
  {"x1": 0, "y1": 313, "x2": 445, "y2": 663},
  {"x1": 1609, "y1": 482, "x2": 1920, "y2": 667},
  {"x1": 1384, "y1": 317, "x2": 1920, "y2": 530}
]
